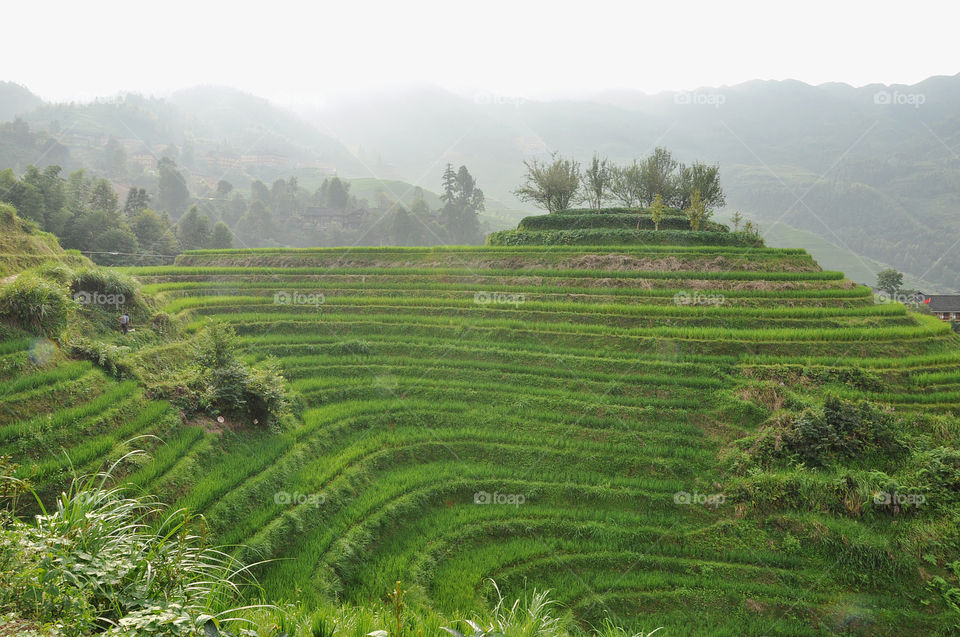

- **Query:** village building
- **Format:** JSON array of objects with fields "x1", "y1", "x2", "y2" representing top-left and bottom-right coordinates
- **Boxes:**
[{"x1": 924, "y1": 295, "x2": 960, "y2": 321}]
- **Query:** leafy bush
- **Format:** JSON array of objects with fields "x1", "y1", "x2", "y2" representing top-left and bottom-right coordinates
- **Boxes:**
[
  {"x1": 192, "y1": 323, "x2": 299, "y2": 429},
  {"x1": 519, "y1": 213, "x2": 727, "y2": 232},
  {"x1": 66, "y1": 337, "x2": 134, "y2": 378},
  {"x1": 486, "y1": 229, "x2": 762, "y2": 247},
  {"x1": 748, "y1": 397, "x2": 901, "y2": 467},
  {"x1": 0, "y1": 461, "x2": 258, "y2": 637},
  {"x1": 0, "y1": 274, "x2": 74, "y2": 336},
  {"x1": 555, "y1": 206, "x2": 683, "y2": 215}
]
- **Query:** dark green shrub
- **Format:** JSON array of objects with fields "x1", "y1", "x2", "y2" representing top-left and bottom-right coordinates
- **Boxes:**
[
  {"x1": 555, "y1": 206, "x2": 684, "y2": 215},
  {"x1": 0, "y1": 275, "x2": 74, "y2": 336},
  {"x1": 486, "y1": 228, "x2": 762, "y2": 247},
  {"x1": 752, "y1": 397, "x2": 900, "y2": 468},
  {"x1": 519, "y1": 213, "x2": 728, "y2": 232},
  {"x1": 192, "y1": 323, "x2": 299, "y2": 429}
]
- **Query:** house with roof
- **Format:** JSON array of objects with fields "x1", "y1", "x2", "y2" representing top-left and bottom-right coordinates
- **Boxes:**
[{"x1": 923, "y1": 295, "x2": 960, "y2": 321}]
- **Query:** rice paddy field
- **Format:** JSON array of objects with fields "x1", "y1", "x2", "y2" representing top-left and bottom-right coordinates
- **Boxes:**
[{"x1": 5, "y1": 242, "x2": 960, "y2": 635}]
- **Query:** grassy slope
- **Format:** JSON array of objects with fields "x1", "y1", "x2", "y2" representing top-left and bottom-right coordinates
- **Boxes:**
[
  {"x1": 0, "y1": 213, "x2": 88, "y2": 279},
  {"x1": 103, "y1": 245, "x2": 960, "y2": 635},
  {"x1": 3, "y1": 204, "x2": 960, "y2": 634}
]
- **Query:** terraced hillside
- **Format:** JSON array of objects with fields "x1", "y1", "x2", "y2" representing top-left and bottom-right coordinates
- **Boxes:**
[
  {"x1": 0, "y1": 337, "x2": 182, "y2": 498},
  {"x1": 111, "y1": 244, "x2": 960, "y2": 635}
]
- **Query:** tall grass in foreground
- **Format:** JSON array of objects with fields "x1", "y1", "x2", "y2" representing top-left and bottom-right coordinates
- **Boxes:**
[{"x1": 0, "y1": 454, "x2": 265, "y2": 636}]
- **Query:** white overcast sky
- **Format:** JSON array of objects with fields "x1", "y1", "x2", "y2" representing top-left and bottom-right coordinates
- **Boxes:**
[{"x1": 3, "y1": 0, "x2": 957, "y2": 104}]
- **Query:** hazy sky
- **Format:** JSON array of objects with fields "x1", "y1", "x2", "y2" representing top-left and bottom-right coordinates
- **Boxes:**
[{"x1": 4, "y1": 0, "x2": 957, "y2": 104}]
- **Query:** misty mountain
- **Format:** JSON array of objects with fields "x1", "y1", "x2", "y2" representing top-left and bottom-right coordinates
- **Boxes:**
[
  {"x1": 3, "y1": 86, "x2": 368, "y2": 183},
  {"x1": 305, "y1": 75, "x2": 960, "y2": 289},
  {"x1": 0, "y1": 82, "x2": 42, "y2": 121}
]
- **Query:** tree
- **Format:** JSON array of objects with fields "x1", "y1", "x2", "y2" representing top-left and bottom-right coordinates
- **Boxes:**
[
  {"x1": 440, "y1": 164, "x2": 458, "y2": 204},
  {"x1": 684, "y1": 189, "x2": 712, "y2": 231},
  {"x1": 102, "y1": 137, "x2": 127, "y2": 178},
  {"x1": 129, "y1": 208, "x2": 180, "y2": 263},
  {"x1": 157, "y1": 158, "x2": 190, "y2": 216},
  {"x1": 677, "y1": 161, "x2": 725, "y2": 210},
  {"x1": 610, "y1": 161, "x2": 645, "y2": 208},
  {"x1": 581, "y1": 153, "x2": 612, "y2": 210},
  {"x1": 92, "y1": 227, "x2": 139, "y2": 266},
  {"x1": 325, "y1": 177, "x2": 350, "y2": 211},
  {"x1": 640, "y1": 147, "x2": 678, "y2": 206},
  {"x1": 177, "y1": 206, "x2": 212, "y2": 251},
  {"x1": 876, "y1": 269, "x2": 903, "y2": 295},
  {"x1": 210, "y1": 221, "x2": 233, "y2": 249},
  {"x1": 216, "y1": 180, "x2": 234, "y2": 197},
  {"x1": 234, "y1": 200, "x2": 275, "y2": 247},
  {"x1": 89, "y1": 179, "x2": 119, "y2": 214},
  {"x1": 514, "y1": 152, "x2": 581, "y2": 214},
  {"x1": 124, "y1": 187, "x2": 150, "y2": 216},
  {"x1": 410, "y1": 186, "x2": 430, "y2": 215},
  {"x1": 390, "y1": 205, "x2": 414, "y2": 246},
  {"x1": 731, "y1": 210, "x2": 743, "y2": 232},
  {"x1": 649, "y1": 194, "x2": 666, "y2": 231},
  {"x1": 439, "y1": 165, "x2": 484, "y2": 244}
]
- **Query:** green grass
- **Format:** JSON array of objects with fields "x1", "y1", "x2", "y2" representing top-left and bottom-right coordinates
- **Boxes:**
[{"x1": 5, "y1": 241, "x2": 960, "y2": 635}]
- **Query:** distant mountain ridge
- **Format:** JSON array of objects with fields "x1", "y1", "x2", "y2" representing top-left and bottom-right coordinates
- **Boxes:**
[
  {"x1": 1, "y1": 76, "x2": 959, "y2": 288},
  {"x1": 302, "y1": 73, "x2": 960, "y2": 289}
]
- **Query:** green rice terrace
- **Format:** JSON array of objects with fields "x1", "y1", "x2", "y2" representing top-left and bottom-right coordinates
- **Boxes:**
[{"x1": 3, "y1": 204, "x2": 960, "y2": 636}]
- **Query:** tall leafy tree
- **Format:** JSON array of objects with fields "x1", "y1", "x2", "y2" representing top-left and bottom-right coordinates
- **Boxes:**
[
  {"x1": 582, "y1": 153, "x2": 613, "y2": 209},
  {"x1": 440, "y1": 165, "x2": 484, "y2": 244},
  {"x1": 514, "y1": 152, "x2": 581, "y2": 214},
  {"x1": 610, "y1": 161, "x2": 645, "y2": 208},
  {"x1": 325, "y1": 177, "x2": 350, "y2": 211},
  {"x1": 640, "y1": 147, "x2": 678, "y2": 206},
  {"x1": 677, "y1": 161, "x2": 725, "y2": 209},
  {"x1": 210, "y1": 221, "x2": 233, "y2": 249},
  {"x1": 684, "y1": 189, "x2": 712, "y2": 231},
  {"x1": 89, "y1": 179, "x2": 119, "y2": 214},
  {"x1": 649, "y1": 194, "x2": 666, "y2": 231},
  {"x1": 124, "y1": 187, "x2": 150, "y2": 216},
  {"x1": 177, "y1": 205, "x2": 212, "y2": 250},
  {"x1": 157, "y1": 158, "x2": 190, "y2": 216},
  {"x1": 130, "y1": 208, "x2": 180, "y2": 263}
]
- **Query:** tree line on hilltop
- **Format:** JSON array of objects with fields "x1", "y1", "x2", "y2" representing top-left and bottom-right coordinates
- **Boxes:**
[{"x1": 0, "y1": 158, "x2": 489, "y2": 264}]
